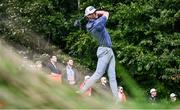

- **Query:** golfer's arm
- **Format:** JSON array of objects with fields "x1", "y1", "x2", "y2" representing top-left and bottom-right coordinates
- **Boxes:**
[{"x1": 96, "y1": 10, "x2": 109, "y2": 19}]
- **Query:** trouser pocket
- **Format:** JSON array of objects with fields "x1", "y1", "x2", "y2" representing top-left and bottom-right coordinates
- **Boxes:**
[{"x1": 97, "y1": 47, "x2": 110, "y2": 58}]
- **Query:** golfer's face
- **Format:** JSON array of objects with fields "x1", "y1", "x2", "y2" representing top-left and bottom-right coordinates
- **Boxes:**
[{"x1": 87, "y1": 13, "x2": 97, "y2": 19}]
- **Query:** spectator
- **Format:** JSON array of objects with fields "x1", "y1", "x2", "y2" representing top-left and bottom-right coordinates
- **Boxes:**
[
  {"x1": 35, "y1": 61, "x2": 42, "y2": 70},
  {"x1": 21, "y1": 56, "x2": 28, "y2": 69},
  {"x1": 80, "y1": 75, "x2": 92, "y2": 97},
  {"x1": 118, "y1": 86, "x2": 126, "y2": 103},
  {"x1": 94, "y1": 77, "x2": 111, "y2": 100},
  {"x1": 170, "y1": 93, "x2": 177, "y2": 102},
  {"x1": 99, "y1": 77, "x2": 110, "y2": 91},
  {"x1": 48, "y1": 56, "x2": 62, "y2": 83},
  {"x1": 66, "y1": 59, "x2": 76, "y2": 85},
  {"x1": 149, "y1": 88, "x2": 157, "y2": 104}
]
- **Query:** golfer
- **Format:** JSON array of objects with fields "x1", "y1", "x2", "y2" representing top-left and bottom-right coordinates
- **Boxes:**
[{"x1": 79, "y1": 6, "x2": 118, "y2": 100}]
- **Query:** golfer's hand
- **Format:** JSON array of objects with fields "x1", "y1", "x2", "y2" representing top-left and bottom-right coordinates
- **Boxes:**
[
  {"x1": 95, "y1": 11, "x2": 103, "y2": 17},
  {"x1": 95, "y1": 10, "x2": 109, "y2": 19}
]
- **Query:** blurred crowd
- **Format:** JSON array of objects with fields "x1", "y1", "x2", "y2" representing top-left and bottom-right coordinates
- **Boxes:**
[{"x1": 19, "y1": 52, "x2": 178, "y2": 104}]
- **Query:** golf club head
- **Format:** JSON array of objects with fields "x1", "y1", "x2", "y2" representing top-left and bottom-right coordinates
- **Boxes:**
[{"x1": 74, "y1": 20, "x2": 81, "y2": 27}]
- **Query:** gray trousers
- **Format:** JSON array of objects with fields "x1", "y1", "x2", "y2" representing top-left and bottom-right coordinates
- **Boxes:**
[{"x1": 80, "y1": 47, "x2": 118, "y2": 99}]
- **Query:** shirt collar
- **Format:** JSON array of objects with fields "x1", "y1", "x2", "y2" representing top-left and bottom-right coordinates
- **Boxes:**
[{"x1": 88, "y1": 18, "x2": 97, "y2": 22}]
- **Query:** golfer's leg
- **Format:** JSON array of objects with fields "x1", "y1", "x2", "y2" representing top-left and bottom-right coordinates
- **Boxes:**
[
  {"x1": 107, "y1": 52, "x2": 118, "y2": 99},
  {"x1": 80, "y1": 56, "x2": 109, "y2": 93}
]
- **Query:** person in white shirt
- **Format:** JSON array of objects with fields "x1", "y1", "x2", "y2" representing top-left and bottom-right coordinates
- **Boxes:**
[
  {"x1": 66, "y1": 59, "x2": 76, "y2": 85},
  {"x1": 170, "y1": 93, "x2": 177, "y2": 102}
]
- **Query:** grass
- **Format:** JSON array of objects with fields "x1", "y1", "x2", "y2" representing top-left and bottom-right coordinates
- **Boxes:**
[{"x1": 0, "y1": 40, "x2": 179, "y2": 109}]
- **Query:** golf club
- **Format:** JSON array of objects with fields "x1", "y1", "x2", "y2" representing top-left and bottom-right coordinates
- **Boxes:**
[
  {"x1": 74, "y1": 16, "x2": 85, "y2": 28},
  {"x1": 73, "y1": 8, "x2": 100, "y2": 28}
]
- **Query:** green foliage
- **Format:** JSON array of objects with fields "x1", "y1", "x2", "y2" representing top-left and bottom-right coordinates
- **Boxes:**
[
  {"x1": 0, "y1": 0, "x2": 179, "y2": 100},
  {"x1": 1, "y1": 42, "x2": 179, "y2": 109},
  {"x1": 65, "y1": 30, "x2": 97, "y2": 69},
  {"x1": 110, "y1": 0, "x2": 180, "y2": 98}
]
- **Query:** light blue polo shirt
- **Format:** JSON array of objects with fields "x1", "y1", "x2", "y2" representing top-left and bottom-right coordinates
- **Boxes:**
[{"x1": 86, "y1": 16, "x2": 112, "y2": 48}]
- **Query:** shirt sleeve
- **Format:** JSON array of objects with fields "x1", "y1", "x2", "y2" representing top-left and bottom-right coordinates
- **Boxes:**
[
  {"x1": 66, "y1": 67, "x2": 71, "y2": 80},
  {"x1": 97, "y1": 16, "x2": 107, "y2": 25},
  {"x1": 86, "y1": 16, "x2": 107, "y2": 32},
  {"x1": 93, "y1": 16, "x2": 107, "y2": 32}
]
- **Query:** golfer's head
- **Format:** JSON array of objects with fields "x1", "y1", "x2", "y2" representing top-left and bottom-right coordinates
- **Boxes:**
[{"x1": 84, "y1": 6, "x2": 97, "y2": 19}]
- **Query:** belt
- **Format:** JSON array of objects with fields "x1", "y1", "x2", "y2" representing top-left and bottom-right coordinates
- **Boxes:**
[{"x1": 99, "y1": 45, "x2": 111, "y2": 48}]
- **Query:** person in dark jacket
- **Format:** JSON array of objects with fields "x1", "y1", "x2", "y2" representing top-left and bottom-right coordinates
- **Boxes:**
[{"x1": 48, "y1": 56, "x2": 62, "y2": 83}]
